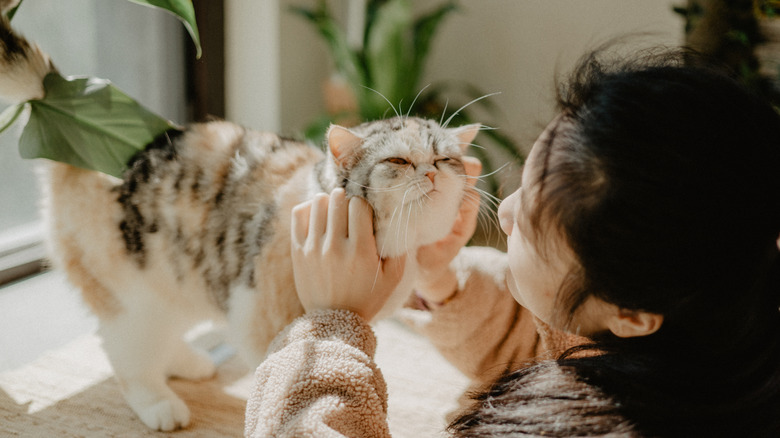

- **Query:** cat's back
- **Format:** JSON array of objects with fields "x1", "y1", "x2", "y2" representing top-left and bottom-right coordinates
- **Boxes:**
[
  {"x1": 46, "y1": 121, "x2": 323, "y2": 315},
  {"x1": 132, "y1": 121, "x2": 323, "y2": 201},
  {"x1": 48, "y1": 121, "x2": 323, "y2": 242}
]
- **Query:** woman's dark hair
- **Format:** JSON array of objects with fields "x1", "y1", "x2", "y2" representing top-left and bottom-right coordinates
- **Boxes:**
[{"x1": 450, "y1": 47, "x2": 780, "y2": 437}]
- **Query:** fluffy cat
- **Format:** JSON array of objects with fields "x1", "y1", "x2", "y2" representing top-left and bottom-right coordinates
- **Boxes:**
[{"x1": 0, "y1": 18, "x2": 480, "y2": 431}]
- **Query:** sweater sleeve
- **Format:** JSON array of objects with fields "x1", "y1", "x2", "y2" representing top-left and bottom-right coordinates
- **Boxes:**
[
  {"x1": 399, "y1": 246, "x2": 578, "y2": 386},
  {"x1": 245, "y1": 309, "x2": 391, "y2": 438}
]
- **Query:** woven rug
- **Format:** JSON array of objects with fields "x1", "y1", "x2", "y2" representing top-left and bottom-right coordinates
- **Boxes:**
[{"x1": 0, "y1": 318, "x2": 468, "y2": 437}]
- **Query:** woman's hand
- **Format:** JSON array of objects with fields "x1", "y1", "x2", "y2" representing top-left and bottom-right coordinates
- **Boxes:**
[
  {"x1": 291, "y1": 188, "x2": 406, "y2": 321},
  {"x1": 415, "y1": 157, "x2": 482, "y2": 305}
]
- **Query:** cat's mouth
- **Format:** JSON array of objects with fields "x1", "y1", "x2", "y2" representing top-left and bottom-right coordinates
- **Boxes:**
[{"x1": 412, "y1": 187, "x2": 438, "y2": 203}]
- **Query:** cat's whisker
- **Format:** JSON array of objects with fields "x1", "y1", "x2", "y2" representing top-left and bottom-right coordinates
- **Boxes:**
[
  {"x1": 361, "y1": 85, "x2": 401, "y2": 118},
  {"x1": 409, "y1": 198, "x2": 425, "y2": 259},
  {"x1": 404, "y1": 192, "x2": 415, "y2": 252},
  {"x1": 370, "y1": 260, "x2": 382, "y2": 294},
  {"x1": 381, "y1": 205, "x2": 401, "y2": 258},
  {"x1": 406, "y1": 85, "x2": 431, "y2": 119},
  {"x1": 473, "y1": 191, "x2": 502, "y2": 218},
  {"x1": 398, "y1": 187, "x2": 412, "y2": 243},
  {"x1": 459, "y1": 186, "x2": 503, "y2": 247},
  {"x1": 396, "y1": 185, "x2": 416, "y2": 249},
  {"x1": 478, "y1": 205, "x2": 503, "y2": 247},
  {"x1": 442, "y1": 92, "x2": 501, "y2": 128},
  {"x1": 413, "y1": 179, "x2": 433, "y2": 202},
  {"x1": 345, "y1": 178, "x2": 407, "y2": 193},
  {"x1": 439, "y1": 99, "x2": 450, "y2": 126},
  {"x1": 472, "y1": 184, "x2": 501, "y2": 204},
  {"x1": 476, "y1": 161, "x2": 511, "y2": 180}
]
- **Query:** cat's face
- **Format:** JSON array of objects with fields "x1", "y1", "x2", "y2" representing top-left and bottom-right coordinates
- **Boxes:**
[{"x1": 327, "y1": 116, "x2": 480, "y2": 258}]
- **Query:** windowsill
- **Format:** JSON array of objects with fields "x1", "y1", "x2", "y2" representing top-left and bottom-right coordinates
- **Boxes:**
[{"x1": 0, "y1": 222, "x2": 46, "y2": 286}]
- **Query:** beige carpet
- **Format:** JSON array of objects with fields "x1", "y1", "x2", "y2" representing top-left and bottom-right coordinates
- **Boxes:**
[{"x1": 0, "y1": 317, "x2": 469, "y2": 437}]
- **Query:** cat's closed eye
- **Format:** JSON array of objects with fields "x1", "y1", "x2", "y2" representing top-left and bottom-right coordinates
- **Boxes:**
[{"x1": 386, "y1": 157, "x2": 410, "y2": 165}]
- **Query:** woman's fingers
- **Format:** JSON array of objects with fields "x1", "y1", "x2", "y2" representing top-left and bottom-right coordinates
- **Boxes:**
[
  {"x1": 326, "y1": 188, "x2": 348, "y2": 240},
  {"x1": 290, "y1": 188, "x2": 407, "y2": 321},
  {"x1": 308, "y1": 193, "x2": 329, "y2": 241},
  {"x1": 462, "y1": 156, "x2": 482, "y2": 185},
  {"x1": 348, "y1": 195, "x2": 376, "y2": 250},
  {"x1": 291, "y1": 201, "x2": 312, "y2": 247},
  {"x1": 458, "y1": 156, "x2": 482, "y2": 233}
]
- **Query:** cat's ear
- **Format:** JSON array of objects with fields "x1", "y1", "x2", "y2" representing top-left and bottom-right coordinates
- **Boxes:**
[
  {"x1": 327, "y1": 124, "x2": 364, "y2": 168},
  {"x1": 451, "y1": 124, "x2": 482, "y2": 153}
]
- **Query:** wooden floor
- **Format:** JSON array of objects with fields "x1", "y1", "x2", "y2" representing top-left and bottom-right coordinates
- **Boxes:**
[{"x1": 0, "y1": 272, "x2": 469, "y2": 437}]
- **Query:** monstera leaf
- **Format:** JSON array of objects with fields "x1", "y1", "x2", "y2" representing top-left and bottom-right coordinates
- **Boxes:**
[{"x1": 10, "y1": 73, "x2": 175, "y2": 179}]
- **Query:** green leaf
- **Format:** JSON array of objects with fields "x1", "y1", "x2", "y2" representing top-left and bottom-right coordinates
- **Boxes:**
[
  {"x1": 0, "y1": 103, "x2": 24, "y2": 134},
  {"x1": 411, "y1": 2, "x2": 457, "y2": 92},
  {"x1": 291, "y1": 3, "x2": 366, "y2": 88},
  {"x1": 19, "y1": 73, "x2": 175, "y2": 178},
  {"x1": 6, "y1": 0, "x2": 23, "y2": 20},
  {"x1": 127, "y1": 0, "x2": 201, "y2": 58},
  {"x1": 364, "y1": 0, "x2": 414, "y2": 115}
]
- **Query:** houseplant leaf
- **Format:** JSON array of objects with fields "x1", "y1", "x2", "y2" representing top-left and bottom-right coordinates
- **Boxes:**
[
  {"x1": 290, "y1": 3, "x2": 365, "y2": 88},
  {"x1": 364, "y1": 0, "x2": 413, "y2": 117},
  {"x1": 6, "y1": 0, "x2": 22, "y2": 20},
  {"x1": 127, "y1": 0, "x2": 201, "y2": 58},
  {"x1": 410, "y1": 1, "x2": 457, "y2": 91},
  {"x1": 19, "y1": 73, "x2": 175, "y2": 178},
  {"x1": 0, "y1": 103, "x2": 24, "y2": 134}
]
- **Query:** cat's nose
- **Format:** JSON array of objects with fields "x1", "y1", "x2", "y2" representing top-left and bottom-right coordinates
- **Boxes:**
[{"x1": 425, "y1": 170, "x2": 436, "y2": 183}]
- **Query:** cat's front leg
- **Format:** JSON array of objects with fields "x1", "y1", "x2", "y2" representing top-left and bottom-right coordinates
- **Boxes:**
[
  {"x1": 118, "y1": 375, "x2": 191, "y2": 431},
  {"x1": 97, "y1": 304, "x2": 196, "y2": 431}
]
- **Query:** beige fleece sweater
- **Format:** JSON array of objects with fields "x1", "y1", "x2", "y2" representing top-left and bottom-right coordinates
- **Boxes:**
[{"x1": 245, "y1": 246, "x2": 583, "y2": 437}]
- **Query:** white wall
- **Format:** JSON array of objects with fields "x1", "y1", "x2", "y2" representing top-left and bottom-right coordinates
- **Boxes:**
[
  {"x1": 225, "y1": 0, "x2": 281, "y2": 131},
  {"x1": 419, "y1": 1, "x2": 683, "y2": 152},
  {"x1": 226, "y1": 1, "x2": 683, "y2": 157}
]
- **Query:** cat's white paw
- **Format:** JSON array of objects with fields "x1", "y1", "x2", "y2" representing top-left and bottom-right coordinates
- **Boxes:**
[
  {"x1": 168, "y1": 344, "x2": 216, "y2": 381},
  {"x1": 135, "y1": 396, "x2": 191, "y2": 431}
]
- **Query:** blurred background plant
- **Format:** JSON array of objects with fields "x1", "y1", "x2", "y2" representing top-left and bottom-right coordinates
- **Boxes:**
[
  {"x1": 674, "y1": 0, "x2": 780, "y2": 104},
  {"x1": 291, "y1": 0, "x2": 524, "y2": 197}
]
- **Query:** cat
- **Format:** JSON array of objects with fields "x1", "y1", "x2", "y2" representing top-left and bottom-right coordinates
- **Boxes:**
[{"x1": 0, "y1": 17, "x2": 480, "y2": 431}]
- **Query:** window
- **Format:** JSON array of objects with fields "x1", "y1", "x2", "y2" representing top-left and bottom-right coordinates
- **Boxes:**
[{"x1": 0, "y1": 0, "x2": 187, "y2": 284}]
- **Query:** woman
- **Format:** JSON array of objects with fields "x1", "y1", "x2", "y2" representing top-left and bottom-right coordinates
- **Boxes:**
[{"x1": 245, "y1": 49, "x2": 780, "y2": 437}]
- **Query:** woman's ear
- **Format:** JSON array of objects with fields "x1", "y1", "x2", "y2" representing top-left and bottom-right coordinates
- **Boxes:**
[{"x1": 606, "y1": 308, "x2": 664, "y2": 338}]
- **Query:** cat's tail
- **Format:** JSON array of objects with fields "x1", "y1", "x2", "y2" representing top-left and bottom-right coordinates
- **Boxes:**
[{"x1": 0, "y1": 7, "x2": 55, "y2": 104}]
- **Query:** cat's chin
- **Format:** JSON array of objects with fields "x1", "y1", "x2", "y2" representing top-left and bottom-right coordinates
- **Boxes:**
[
  {"x1": 374, "y1": 209, "x2": 459, "y2": 259},
  {"x1": 371, "y1": 176, "x2": 465, "y2": 258}
]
